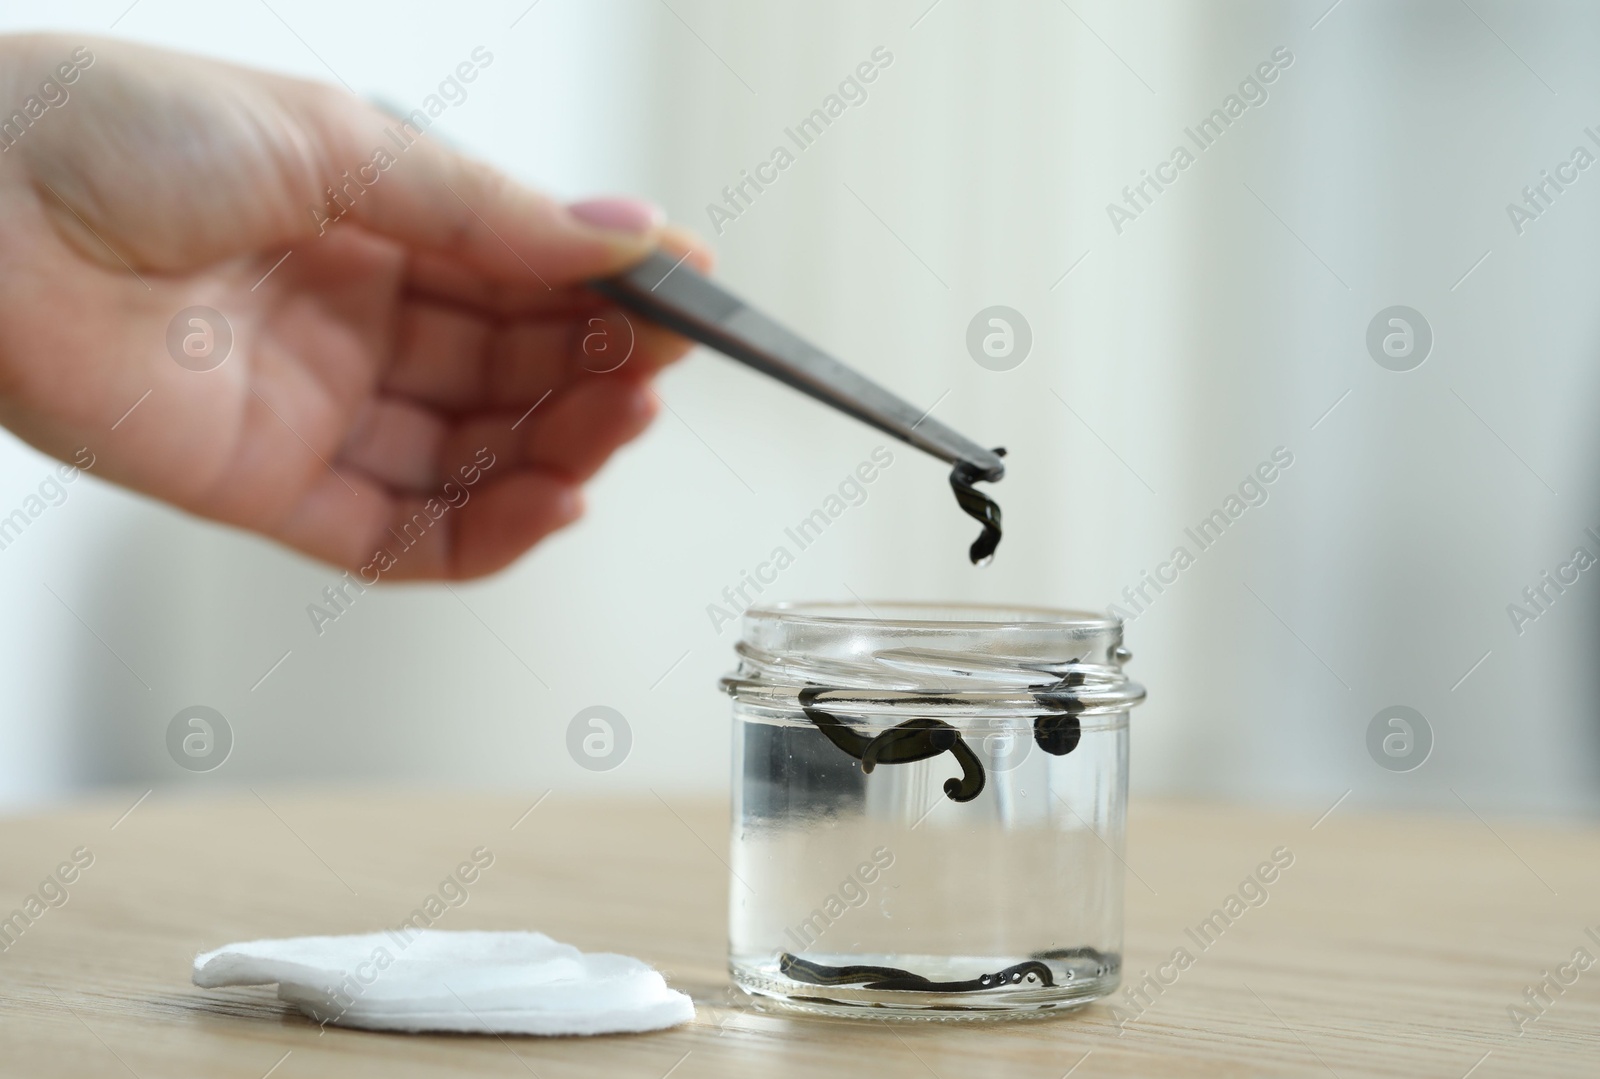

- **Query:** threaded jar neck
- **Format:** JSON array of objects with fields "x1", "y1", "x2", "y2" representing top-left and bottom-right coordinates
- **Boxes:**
[{"x1": 721, "y1": 601, "x2": 1146, "y2": 719}]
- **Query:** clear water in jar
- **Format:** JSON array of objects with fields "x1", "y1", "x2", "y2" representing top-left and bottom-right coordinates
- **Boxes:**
[{"x1": 729, "y1": 706, "x2": 1127, "y2": 1019}]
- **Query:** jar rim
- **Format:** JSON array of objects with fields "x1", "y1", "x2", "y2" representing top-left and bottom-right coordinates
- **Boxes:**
[
  {"x1": 728, "y1": 599, "x2": 1143, "y2": 715},
  {"x1": 743, "y1": 600, "x2": 1121, "y2": 632}
]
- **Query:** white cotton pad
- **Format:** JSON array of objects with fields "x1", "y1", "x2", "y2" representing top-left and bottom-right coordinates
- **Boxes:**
[
  {"x1": 194, "y1": 930, "x2": 586, "y2": 1003},
  {"x1": 193, "y1": 930, "x2": 695, "y2": 1035}
]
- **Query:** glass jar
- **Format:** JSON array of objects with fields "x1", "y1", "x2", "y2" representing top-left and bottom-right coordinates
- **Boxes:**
[{"x1": 723, "y1": 601, "x2": 1144, "y2": 1020}]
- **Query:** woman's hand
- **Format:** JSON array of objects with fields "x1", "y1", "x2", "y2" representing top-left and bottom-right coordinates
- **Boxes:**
[{"x1": 0, "y1": 34, "x2": 709, "y2": 579}]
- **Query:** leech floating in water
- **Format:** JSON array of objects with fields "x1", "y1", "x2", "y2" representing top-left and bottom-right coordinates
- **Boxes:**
[
  {"x1": 950, "y1": 448, "x2": 1007, "y2": 565},
  {"x1": 779, "y1": 953, "x2": 1055, "y2": 993},
  {"x1": 798, "y1": 687, "x2": 984, "y2": 802},
  {"x1": 797, "y1": 665, "x2": 1088, "y2": 805},
  {"x1": 784, "y1": 673, "x2": 1098, "y2": 996},
  {"x1": 1034, "y1": 713, "x2": 1082, "y2": 756},
  {"x1": 1033, "y1": 668, "x2": 1088, "y2": 756}
]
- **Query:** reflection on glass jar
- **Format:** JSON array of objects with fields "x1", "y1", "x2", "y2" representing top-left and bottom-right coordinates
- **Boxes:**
[{"x1": 723, "y1": 602, "x2": 1145, "y2": 1020}]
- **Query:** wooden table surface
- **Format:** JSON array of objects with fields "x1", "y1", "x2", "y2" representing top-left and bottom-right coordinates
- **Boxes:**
[{"x1": 0, "y1": 790, "x2": 1596, "y2": 1078}]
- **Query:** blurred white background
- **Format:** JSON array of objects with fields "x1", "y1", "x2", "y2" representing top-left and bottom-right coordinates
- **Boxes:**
[{"x1": 0, "y1": 0, "x2": 1595, "y2": 816}]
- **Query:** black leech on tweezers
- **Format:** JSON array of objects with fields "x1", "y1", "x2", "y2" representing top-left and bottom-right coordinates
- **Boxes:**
[
  {"x1": 950, "y1": 447, "x2": 1006, "y2": 565},
  {"x1": 780, "y1": 952, "x2": 1055, "y2": 992}
]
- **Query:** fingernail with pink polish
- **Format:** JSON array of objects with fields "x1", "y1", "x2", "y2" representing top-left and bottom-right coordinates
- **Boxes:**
[
  {"x1": 568, "y1": 197, "x2": 663, "y2": 236},
  {"x1": 554, "y1": 486, "x2": 584, "y2": 526}
]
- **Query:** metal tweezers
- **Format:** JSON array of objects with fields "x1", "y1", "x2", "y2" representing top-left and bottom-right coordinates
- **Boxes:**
[{"x1": 592, "y1": 251, "x2": 1006, "y2": 482}]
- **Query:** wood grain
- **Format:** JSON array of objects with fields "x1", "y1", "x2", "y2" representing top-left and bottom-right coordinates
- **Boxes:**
[{"x1": 0, "y1": 791, "x2": 1595, "y2": 1077}]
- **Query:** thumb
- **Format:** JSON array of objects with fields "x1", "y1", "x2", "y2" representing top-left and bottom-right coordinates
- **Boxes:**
[
  {"x1": 10, "y1": 39, "x2": 678, "y2": 285},
  {"x1": 322, "y1": 99, "x2": 666, "y2": 290}
]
